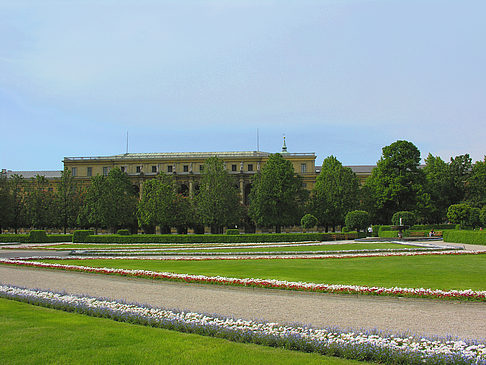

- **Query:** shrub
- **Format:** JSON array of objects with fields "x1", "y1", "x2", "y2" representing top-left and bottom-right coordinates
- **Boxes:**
[
  {"x1": 468, "y1": 207, "x2": 481, "y2": 228},
  {"x1": 409, "y1": 224, "x2": 456, "y2": 231},
  {"x1": 443, "y1": 230, "x2": 486, "y2": 246},
  {"x1": 225, "y1": 229, "x2": 240, "y2": 235},
  {"x1": 28, "y1": 230, "x2": 48, "y2": 243},
  {"x1": 391, "y1": 211, "x2": 416, "y2": 226},
  {"x1": 300, "y1": 214, "x2": 318, "y2": 229},
  {"x1": 341, "y1": 226, "x2": 349, "y2": 233},
  {"x1": 447, "y1": 204, "x2": 471, "y2": 226},
  {"x1": 72, "y1": 230, "x2": 95, "y2": 243},
  {"x1": 378, "y1": 225, "x2": 393, "y2": 232},
  {"x1": 378, "y1": 230, "x2": 410, "y2": 238},
  {"x1": 116, "y1": 229, "x2": 130, "y2": 235},
  {"x1": 481, "y1": 206, "x2": 486, "y2": 227},
  {"x1": 0, "y1": 234, "x2": 29, "y2": 243},
  {"x1": 345, "y1": 210, "x2": 370, "y2": 232}
]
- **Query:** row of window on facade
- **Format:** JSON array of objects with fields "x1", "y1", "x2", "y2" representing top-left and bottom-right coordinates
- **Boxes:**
[{"x1": 71, "y1": 163, "x2": 308, "y2": 177}]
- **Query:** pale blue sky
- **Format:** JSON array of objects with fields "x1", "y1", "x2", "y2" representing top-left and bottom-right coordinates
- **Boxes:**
[{"x1": 1, "y1": 0, "x2": 485, "y2": 170}]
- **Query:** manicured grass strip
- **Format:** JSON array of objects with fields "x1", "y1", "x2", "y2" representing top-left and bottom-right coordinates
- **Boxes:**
[
  {"x1": 37, "y1": 253, "x2": 486, "y2": 292},
  {"x1": 0, "y1": 298, "x2": 357, "y2": 365},
  {"x1": 2, "y1": 286, "x2": 484, "y2": 364}
]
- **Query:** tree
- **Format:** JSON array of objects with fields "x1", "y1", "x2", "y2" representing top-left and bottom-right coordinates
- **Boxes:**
[
  {"x1": 8, "y1": 175, "x2": 27, "y2": 234},
  {"x1": 391, "y1": 211, "x2": 416, "y2": 226},
  {"x1": 137, "y1": 174, "x2": 177, "y2": 233},
  {"x1": 422, "y1": 154, "x2": 453, "y2": 223},
  {"x1": 173, "y1": 194, "x2": 194, "y2": 234},
  {"x1": 468, "y1": 207, "x2": 481, "y2": 228},
  {"x1": 344, "y1": 210, "x2": 370, "y2": 232},
  {"x1": 248, "y1": 153, "x2": 305, "y2": 233},
  {"x1": 448, "y1": 154, "x2": 472, "y2": 204},
  {"x1": 55, "y1": 168, "x2": 84, "y2": 234},
  {"x1": 0, "y1": 175, "x2": 13, "y2": 233},
  {"x1": 466, "y1": 157, "x2": 486, "y2": 208},
  {"x1": 196, "y1": 157, "x2": 242, "y2": 234},
  {"x1": 300, "y1": 213, "x2": 318, "y2": 230},
  {"x1": 81, "y1": 169, "x2": 138, "y2": 232},
  {"x1": 25, "y1": 175, "x2": 55, "y2": 229},
  {"x1": 363, "y1": 140, "x2": 425, "y2": 224},
  {"x1": 311, "y1": 156, "x2": 359, "y2": 231},
  {"x1": 447, "y1": 203, "x2": 471, "y2": 227},
  {"x1": 480, "y1": 206, "x2": 486, "y2": 227}
]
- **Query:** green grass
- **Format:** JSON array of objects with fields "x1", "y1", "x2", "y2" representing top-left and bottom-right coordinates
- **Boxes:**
[
  {"x1": 0, "y1": 298, "x2": 363, "y2": 365},
  {"x1": 40, "y1": 254, "x2": 486, "y2": 291}
]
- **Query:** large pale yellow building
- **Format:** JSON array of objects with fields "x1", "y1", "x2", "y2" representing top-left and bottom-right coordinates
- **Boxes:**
[{"x1": 62, "y1": 148, "x2": 318, "y2": 204}]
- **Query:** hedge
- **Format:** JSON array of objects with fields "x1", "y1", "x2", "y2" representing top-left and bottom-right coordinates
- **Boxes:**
[
  {"x1": 0, "y1": 232, "x2": 72, "y2": 243},
  {"x1": 378, "y1": 230, "x2": 409, "y2": 238},
  {"x1": 443, "y1": 230, "x2": 486, "y2": 246},
  {"x1": 410, "y1": 224, "x2": 456, "y2": 230},
  {"x1": 74, "y1": 232, "x2": 366, "y2": 244},
  {"x1": 73, "y1": 230, "x2": 95, "y2": 243}
]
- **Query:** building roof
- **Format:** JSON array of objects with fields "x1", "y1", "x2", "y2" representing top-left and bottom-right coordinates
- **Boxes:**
[
  {"x1": 64, "y1": 151, "x2": 316, "y2": 161},
  {"x1": 3, "y1": 170, "x2": 62, "y2": 179}
]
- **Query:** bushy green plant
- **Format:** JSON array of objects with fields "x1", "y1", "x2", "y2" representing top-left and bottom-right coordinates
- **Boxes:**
[
  {"x1": 468, "y1": 207, "x2": 481, "y2": 228},
  {"x1": 0, "y1": 234, "x2": 29, "y2": 243},
  {"x1": 225, "y1": 229, "x2": 240, "y2": 235},
  {"x1": 300, "y1": 214, "x2": 318, "y2": 229},
  {"x1": 341, "y1": 226, "x2": 349, "y2": 232},
  {"x1": 447, "y1": 204, "x2": 471, "y2": 227},
  {"x1": 391, "y1": 211, "x2": 416, "y2": 226},
  {"x1": 72, "y1": 230, "x2": 95, "y2": 243},
  {"x1": 116, "y1": 229, "x2": 130, "y2": 235},
  {"x1": 28, "y1": 230, "x2": 48, "y2": 243},
  {"x1": 409, "y1": 224, "x2": 456, "y2": 231},
  {"x1": 443, "y1": 230, "x2": 486, "y2": 245},
  {"x1": 481, "y1": 206, "x2": 486, "y2": 227},
  {"x1": 378, "y1": 230, "x2": 410, "y2": 238},
  {"x1": 344, "y1": 210, "x2": 370, "y2": 232}
]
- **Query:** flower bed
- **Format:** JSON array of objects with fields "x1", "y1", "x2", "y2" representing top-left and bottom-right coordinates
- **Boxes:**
[
  {"x1": 2, "y1": 254, "x2": 486, "y2": 301},
  {"x1": 0, "y1": 285, "x2": 484, "y2": 364}
]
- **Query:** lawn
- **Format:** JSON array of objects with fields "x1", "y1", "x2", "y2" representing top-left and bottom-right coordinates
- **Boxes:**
[
  {"x1": 0, "y1": 298, "x2": 363, "y2": 365},
  {"x1": 40, "y1": 254, "x2": 486, "y2": 291}
]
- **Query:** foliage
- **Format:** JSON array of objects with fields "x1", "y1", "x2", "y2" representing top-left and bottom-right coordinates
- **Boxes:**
[
  {"x1": 196, "y1": 157, "x2": 243, "y2": 234},
  {"x1": 0, "y1": 175, "x2": 14, "y2": 233},
  {"x1": 137, "y1": 174, "x2": 177, "y2": 231},
  {"x1": 172, "y1": 194, "x2": 194, "y2": 233},
  {"x1": 448, "y1": 154, "x2": 472, "y2": 204},
  {"x1": 391, "y1": 211, "x2": 416, "y2": 226},
  {"x1": 225, "y1": 229, "x2": 240, "y2": 235},
  {"x1": 344, "y1": 210, "x2": 370, "y2": 232},
  {"x1": 447, "y1": 204, "x2": 472, "y2": 227},
  {"x1": 468, "y1": 207, "x2": 481, "y2": 228},
  {"x1": 55, "y1": 168, "x2": 84, "y2": 234},
  {"x1": 24, "y1": 175, "x2": 56, "y2": 229},
  {"x1": 248, "y1": 154, "x2": 306, "y2": 233},
  {"x1": 465, "y1": 157, "x2": 486, "y2": 207},
  {"x1": 73, "y1": 232, "x2": 363, "y2": 244},
  {"x1": 363, "y1": 141, "x2": 425, "y2": 224},
  {"x1": 81, "y1": 169, "x2": 138, "y2": 232},
  {"x1": 28, "y1": 230, "x2": 49, "y2": 243},
  {"x1": 443, "y1": 230, "x2": 486, "y2": 246},
  {"x1": 300, "y1": 214, "x2": 318, "y2": 229},
  {"x1": 311, "y1": 156, "x2": 359, "y2": 230},
  {"x1": 72, "y1": 230, "x2": 95, "y2": 243},
  {"x1": 116, "y1": 229, "x2": 130, "y2": 235},
  {"x1": 481, "y1": 206, "x2": 486, "y2": 227}
]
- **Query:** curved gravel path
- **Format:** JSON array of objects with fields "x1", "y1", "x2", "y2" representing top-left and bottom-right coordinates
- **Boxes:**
[{"x1": 1, "y1": 265, "x2": 485, "y2": 341}]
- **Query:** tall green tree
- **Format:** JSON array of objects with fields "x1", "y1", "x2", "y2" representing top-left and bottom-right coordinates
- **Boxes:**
[
  {"x1": 9, "y1": 175, "x2": 27, "y2": 234},
  {"x1": 137, "y1": 174, "x2": 177, "y2": 233},
  {"x1": 422, "y1": 154, "x2": 453, "y2": 223},
  {"x1": 363, "y1": 140, "x2": 425, "y2": 224},
  {"x1": 81, "y1": 168, "x2": 138, "y2": 232},
  {"x1": 448, "y1": 154, "x2": 472, "y2": 204},
  {"x1": 248, "y1": 153, "x2": 305, "y2": 233},
  {"x1": 55, "y1": 168, "x2": 84, "y2": 234},
  {"x1": 311, "y1": 156, "x2": 359, "y2": 231},
  {"x1": 196, "y1": 157, "x2": 242, "y2": 234},
  {"x1": 0, "y1": 175, "x2": 13, "y2": 233},
  {"x1": 466, "y1": 157, "x2": 486, "y2": 208},
  {"x1": 25, "y1": 175, "x2": 55, "y2": 229}
]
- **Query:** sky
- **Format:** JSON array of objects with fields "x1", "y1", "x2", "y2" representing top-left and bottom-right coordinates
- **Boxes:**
[{"x1": 1, "y1": 0, "x2": 485, "y2": 171}]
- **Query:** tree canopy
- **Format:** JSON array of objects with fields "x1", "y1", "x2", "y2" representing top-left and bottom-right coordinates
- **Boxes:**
[{"x1": 248, "y1": 153, "x2": 305, "y2": 232}]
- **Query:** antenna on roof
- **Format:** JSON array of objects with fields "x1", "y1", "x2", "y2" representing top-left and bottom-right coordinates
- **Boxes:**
[
  {"x1": 126, "y1": 131, "x2": 129, "y2": 154},
  {"x1": 257, "y1": 128, "x2": 260, "y2": 152}
]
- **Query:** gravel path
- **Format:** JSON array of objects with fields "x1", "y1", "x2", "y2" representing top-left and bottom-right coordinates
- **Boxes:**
[{"x1": 1, "y1": 265, "x2": 485, "y2": 341}]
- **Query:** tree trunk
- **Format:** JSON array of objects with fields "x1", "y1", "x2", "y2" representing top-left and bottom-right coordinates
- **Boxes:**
[{"x1": 275, "y1": 225, "x2": 281, "y2": 233}]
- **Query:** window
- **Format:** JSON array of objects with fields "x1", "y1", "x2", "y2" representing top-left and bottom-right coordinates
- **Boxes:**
[
  {"x1": 301, "y1": 163, "x2": 307, "y2": 173},
  {"x1": 103, "y1": 167, "x2": 109, "y2": 176},
  {"x1": 152, "y1": 165, "x2": 157, "y2": 173},
  {"x1": 231, "y1": 164, "x2": 237, "y2": 172},
  {"x1": 87, "y1": 167, "x2": 92, "y2": 177},
  {"x1": 167, "y1": 165, "x2": 173, "y2": 173},
  {"x1": 136, "y1": 166, "x2": 142, "y2": 173},
  {"x1": 247, "y1": 164, "x2": 253, "y2": 172},
  {"x1": 199, "y1": 165, "x2": 204, "y2": 172},
  {"x1": 120, "y1": 166, "x2": 126, "y2": 173},
  {"x1": 71, "y1": 167, "x2": 77, "y2": 176},
  {"x1": 183, "y1": 165, "x2": 189, "y2": 172}
]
